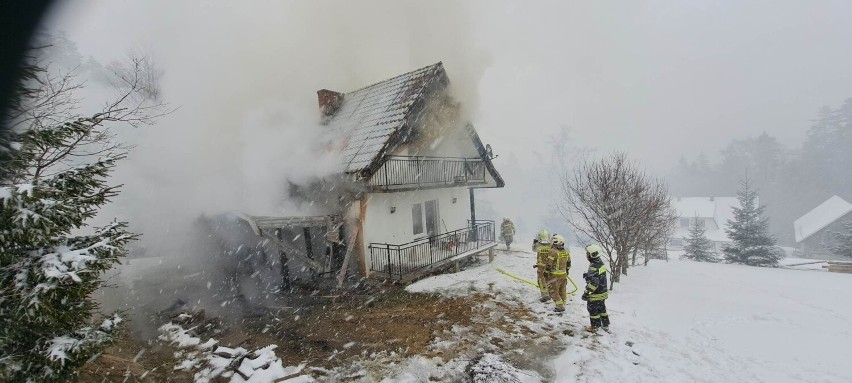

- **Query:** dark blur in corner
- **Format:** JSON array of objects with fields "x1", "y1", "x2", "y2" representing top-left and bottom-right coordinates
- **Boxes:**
[{"x1": 0, "y1": 0, "x2": 54, "y2": 161}]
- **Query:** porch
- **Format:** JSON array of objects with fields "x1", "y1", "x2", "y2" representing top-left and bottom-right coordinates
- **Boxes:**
[{"x1": 368, "y1": 220, "x2": 497, "y2": 282}]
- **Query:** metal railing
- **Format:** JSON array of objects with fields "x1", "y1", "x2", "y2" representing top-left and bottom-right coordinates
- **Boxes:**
[
  {"x1": 369, "y1": 155, "x2": 487, "y2": 190},
  {"x1": 368, "y1": 220, "x2": 496, "y2": 280}
]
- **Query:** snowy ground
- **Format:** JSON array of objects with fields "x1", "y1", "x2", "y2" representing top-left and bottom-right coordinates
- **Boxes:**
[
  {"x1": 405, "y1": 246, "x2": 852, "y2": 383},
  {"x1": 122, "y1": 246, "x2": 852, "y2": 382}
]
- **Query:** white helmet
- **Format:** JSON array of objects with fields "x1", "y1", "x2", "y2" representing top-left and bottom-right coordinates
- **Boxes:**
[
  {"x1": 552, "y1": 234, "x2": 566, "y2": 247},
  {"x1": 586, "y1": 244, "x2": 602, "y2": 258}
]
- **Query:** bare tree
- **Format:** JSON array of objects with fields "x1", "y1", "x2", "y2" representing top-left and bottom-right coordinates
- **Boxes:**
[
  {"x1": 5, "y1": 52, "x2": 170, "y2": 182},
  {"x1": 559, "y1": 153, "x2": 676, "y2": 287}
]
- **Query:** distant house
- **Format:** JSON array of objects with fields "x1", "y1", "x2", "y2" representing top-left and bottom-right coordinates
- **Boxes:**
[
  {"x1": 668, "y1": 197, "x2": 742, "y2": 253},
  {"x1": 218, "y1": 63, "x2": 504, "y2": 284},
  {"x1": 794, "y1": 195, "x2": 852, "y2": 259}
]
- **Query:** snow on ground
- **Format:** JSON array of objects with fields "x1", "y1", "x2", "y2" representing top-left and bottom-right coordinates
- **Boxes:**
[{"x1": 408, "y1": 245, "x2": 852, "y2": 383}]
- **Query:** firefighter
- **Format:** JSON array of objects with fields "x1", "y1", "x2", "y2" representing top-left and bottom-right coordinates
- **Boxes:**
[
  {"x1": 532, "y1": 230, "x2": 551, "y2": 302},
  {"x1": 500, "y1": 218, "x2": 516, "y2": 250},
  {"x1": 582, "y1": 244, "x2": 610, "y2": 333},
  {"x1": 547, "y1": 234, "x2": 571, "y2": 312}
]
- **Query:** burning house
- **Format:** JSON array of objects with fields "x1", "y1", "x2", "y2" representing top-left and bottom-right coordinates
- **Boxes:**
[{"x1": 207, "y1": 62, "x2": 505, "y2": 289}]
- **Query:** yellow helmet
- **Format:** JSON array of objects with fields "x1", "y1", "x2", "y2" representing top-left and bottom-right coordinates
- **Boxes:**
[
  {"x1": 537, "y1": 230, "x2": 550, "y2": 242},
  {"x1": 586, "y1": 244, "x2": 602, "y2": 258},
  {"x1": 552, "y1": 234, "x2": 566, "y2": 247}
]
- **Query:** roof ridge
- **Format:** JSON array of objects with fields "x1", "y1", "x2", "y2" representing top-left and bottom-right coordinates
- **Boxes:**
[
  {"x1": 342, "y1": 62, "x2": 443, "y2": 95},
  {"x1": 794, "y1": 195, "x2": 852, "y2": 242}
]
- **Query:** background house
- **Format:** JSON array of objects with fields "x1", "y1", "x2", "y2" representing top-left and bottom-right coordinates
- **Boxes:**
[
  {"x1": 668, "y1": 196, "x2": 741, "y2": 253},
  {"x1": 794, "y1": 195, "x2": 852, "y2": 259}
]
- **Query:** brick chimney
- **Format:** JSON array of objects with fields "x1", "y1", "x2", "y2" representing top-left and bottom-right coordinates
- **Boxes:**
[{"x1": 317, "y1": 89, "x2": 344, "y2": 118}]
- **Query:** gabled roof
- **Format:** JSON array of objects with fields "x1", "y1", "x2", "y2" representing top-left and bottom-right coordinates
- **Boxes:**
[
  {"x1": 671, "y1": 197, "x2": 741, "y2": 228},
  {"x1": 466, "y1": 123, "x2": 505, "y2": 188},
  {"x1": 794, "y1": 195, "x2": 852, "y2": 243},
  {"x1": 326, "y1": 63, "x2": 447, "y2": 174}
]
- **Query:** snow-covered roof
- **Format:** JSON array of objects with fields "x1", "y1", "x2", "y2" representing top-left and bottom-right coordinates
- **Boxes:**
[
  {"x1": 671, "y1": 197, "x2": 741, "y2": 228},
  {"x1": 326, "y1": 63, "x2": 447, "y2": 174},
  {"x1": 794, "y1": 195, "x2": 852, "y2": 243}
]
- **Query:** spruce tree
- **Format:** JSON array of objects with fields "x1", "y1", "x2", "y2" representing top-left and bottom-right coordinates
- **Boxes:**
[
  {"x1": 723, "y1": 176, "x2": 783, "y2": 266},
  {"x1": 683, "y1": 215, "x2": 717, "y2": 262},
  {"x1": 0, "y1": 46, "x2": 160, "y2": 380},
  {"x1": 0, "y1": 122, "x2": 135, "y2": 382},
  {"x1": 828, "y1": 220, "x2": 852, "y2": 258}
]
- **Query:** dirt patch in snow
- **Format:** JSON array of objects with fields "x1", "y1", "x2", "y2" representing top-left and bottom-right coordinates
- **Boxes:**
[
  {"x1": 78, "y1": 287, "x2": 488, "y2": 381},
  {"x1": 77, "y1": 327, "x2": 190, "y2": 382},
  {"x1": 225, "y1": 289, "x2": 478, "y2": 368}
]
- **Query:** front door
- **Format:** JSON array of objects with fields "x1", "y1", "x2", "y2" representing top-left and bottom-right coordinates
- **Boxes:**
[{"x1": 424, "y1": 199, "x2": 440, "y2": 238}]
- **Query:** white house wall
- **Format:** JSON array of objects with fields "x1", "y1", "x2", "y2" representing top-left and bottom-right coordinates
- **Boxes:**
[
  {"x1": 356, "y1": 187, "x2": 472, "y2": 276},
  {"x1": 362, "y1": 187, "x2": 471, "y2": 248}
]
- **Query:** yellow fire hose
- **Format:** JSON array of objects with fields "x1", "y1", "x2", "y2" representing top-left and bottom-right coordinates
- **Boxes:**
[{"x1": 495, "y1": 268, "x2": 579, "y2": 295}]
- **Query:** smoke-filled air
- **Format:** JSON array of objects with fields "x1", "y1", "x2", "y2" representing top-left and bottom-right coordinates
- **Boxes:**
[{"x1": 1, "y1": 1, "x2": 852, "y2": 382}]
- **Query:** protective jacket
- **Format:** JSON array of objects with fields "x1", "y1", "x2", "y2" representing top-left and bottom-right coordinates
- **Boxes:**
[
  {"x1": 547, "y1": 248, "x2": 571, "y2": 275},
  {"x1": 501, "y1": 220, "x2": 516, "y2": 238},
  {"x1": 534, "y1": 242, "x2": 551, "y2": 268},
  {"x1": 584, "y1": 259, "x2": 608, "y2": 301},
  {"x1": 533, "y1": 241, "x2": 551, "y2": 297}
]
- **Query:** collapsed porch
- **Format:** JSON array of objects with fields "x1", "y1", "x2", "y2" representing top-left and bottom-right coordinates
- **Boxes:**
[{"x1": 207, "y1": 213, "x2": 353, "y2": 289}]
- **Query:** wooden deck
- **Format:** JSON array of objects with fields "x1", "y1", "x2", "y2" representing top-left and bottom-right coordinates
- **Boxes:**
[{"x1": 823, "y1": 261, "x2": 852, "y2": 274}]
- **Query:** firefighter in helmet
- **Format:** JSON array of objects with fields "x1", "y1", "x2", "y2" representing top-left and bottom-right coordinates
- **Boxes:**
[
  {"x1": 532, "y1": 230, "x2": 551, "y2": 302},
  {"x1": 546, "y1": 234, "x2": 571, "y2": 312},
  {"x1": 582, "y1": 244, "x2": 610, "y2": 332},
  {"x1": 500, "y1": 218, "x2": 516, "y2": 250}
]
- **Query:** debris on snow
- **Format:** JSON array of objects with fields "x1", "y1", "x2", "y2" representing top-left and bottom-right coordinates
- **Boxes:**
[
  {"x1": 158, "y1": 314, "x2": 301, "y2": 383},
  {"x1": 468, "y1": 353, "x2": 541, "y2": 383}
]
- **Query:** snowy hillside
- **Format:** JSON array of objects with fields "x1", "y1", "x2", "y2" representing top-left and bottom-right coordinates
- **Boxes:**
[{"x1": 407, "y1": 247, "x2": 852, "y2": 383}]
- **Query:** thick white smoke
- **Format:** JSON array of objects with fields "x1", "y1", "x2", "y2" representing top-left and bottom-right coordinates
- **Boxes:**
[{"x1": 44, "y1": 1, "x2": 492, "y2": 323}]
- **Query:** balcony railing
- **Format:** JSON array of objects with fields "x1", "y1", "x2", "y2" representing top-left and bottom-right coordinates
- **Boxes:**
[
  {"x1": 369, "y1": 155, "x2": 487, "y2": 191},
  {"x1": 368, "y1": 220, "x2": 496, "y2": 280}
]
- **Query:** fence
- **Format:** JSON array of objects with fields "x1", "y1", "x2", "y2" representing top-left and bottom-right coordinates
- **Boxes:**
[
  {"x1": 369, "y1": 156, "x2": 487, "y2": 190},
  {"x1": 368, "y1": 220, "x2": 495, "y2": 280}
]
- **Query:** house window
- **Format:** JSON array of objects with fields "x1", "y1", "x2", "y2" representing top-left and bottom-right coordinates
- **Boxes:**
[
  {"x1": 679, "y1": 218, "x2": 690, "y2": 228},
  {"x1": 412, "y1": 203, "x2": 424, "y2": 235},
  {"x1": 695, "y1": 219, "x2": 706, "y2": 228},
  {"x1": 670, "y1": 239, "x2": 683, "y2": 246}
]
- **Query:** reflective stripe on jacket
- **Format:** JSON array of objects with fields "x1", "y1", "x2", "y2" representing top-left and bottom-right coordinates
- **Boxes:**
[
  {"x1": 548, "y1": 248, "x2": 571, "y2": 276},
  {"x1": 534, "y1": 243, "x2": 551, "y2": 266},
  {"x1": 584, "y1": 260, "x2": 608, "y2": 301}
]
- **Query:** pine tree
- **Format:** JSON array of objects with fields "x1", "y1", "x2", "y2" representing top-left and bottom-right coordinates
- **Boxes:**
[
  {"x1": 683, "y1": 215, "x2": 717, "y2": 262},
  {"x1": 0, "y1": 45, "x2": 162, "y2": 381},
  {"x1": 0, "y1": 122, "x2": 136, "y2": 382},
  {"x1": 723, "y1": 176, "x2": 783, "y2": 266},
  {"x1": 828, "y1": 220, "x2": 852, "y2": 259}
]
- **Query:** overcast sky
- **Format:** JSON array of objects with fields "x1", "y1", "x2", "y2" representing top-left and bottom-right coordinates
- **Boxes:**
[
  {"x1": 44, "y1": 0, "x2": 852, "y2": 231},
  {"x1": 49, "y1": 1, "x2": 852, "y2": 164}
]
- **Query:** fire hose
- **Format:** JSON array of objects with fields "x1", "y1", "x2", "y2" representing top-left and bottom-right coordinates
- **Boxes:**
[{"x1": 495, "y1": 268, "x2": 579, "y2": 295}]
